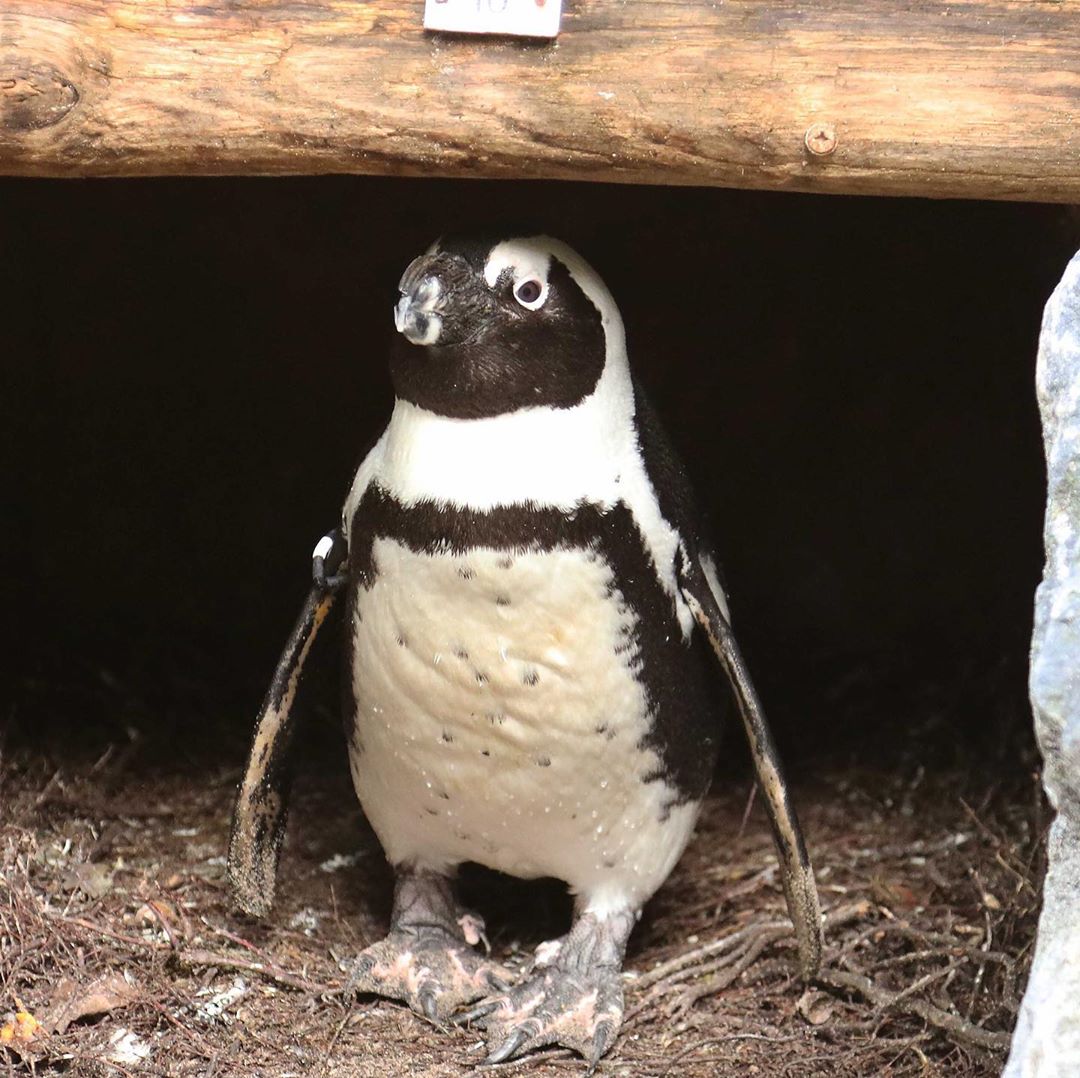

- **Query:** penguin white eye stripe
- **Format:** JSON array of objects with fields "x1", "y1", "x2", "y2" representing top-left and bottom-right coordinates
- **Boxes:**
[
  {"x1": 312, "y1": 534, "x2": 335, "y2": 560},
  {"x1": 484, "y1": 238, "x2": 553, "y2": 290}
]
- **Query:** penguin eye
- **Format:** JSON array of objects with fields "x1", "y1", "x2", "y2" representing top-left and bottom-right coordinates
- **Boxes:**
[{"x1": 513, "y1": 278, "x2": 545, "y2": 308}]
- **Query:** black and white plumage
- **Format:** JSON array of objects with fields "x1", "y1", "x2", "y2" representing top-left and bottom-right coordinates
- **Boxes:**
[{"x1": 228, "y1": 236, "x2": 821, "y2": 1065}]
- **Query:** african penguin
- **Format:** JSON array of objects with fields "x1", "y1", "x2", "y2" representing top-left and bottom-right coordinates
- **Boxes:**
[{"x1": 228, "y1": 235, "x2": 822, "y2": 1067}]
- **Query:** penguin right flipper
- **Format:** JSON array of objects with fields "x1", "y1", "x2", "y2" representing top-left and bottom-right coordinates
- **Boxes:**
[
  {"x1": 227, "y1": 530, "x2": 347, "y2": 917},
  {"x1": 630, "y1": 380, "x2": 822, "y2": 977},
  {"x1": 678, "y1": 554, "x2": 823, "y2": 979}
]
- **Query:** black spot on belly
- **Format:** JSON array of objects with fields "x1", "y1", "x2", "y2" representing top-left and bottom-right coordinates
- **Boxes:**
[
  {"x1": 440, "y1": 730, "x2": 454, "y2": 744},
  {"x1": 522, "y1": 668, "x2": 540, "y2": 686},
  {"x1": 475, "y1": 670, "x2": 489, "y2": 685},
  {"x1": 397, "y1": 635, "x2": 408, "y2": 648},
  {"x1": 457, "y1": 566, "x2": 475, "y2": 580},
  {"x1": 425, "y1": 807, "x2": 439, "y2": 816},
  {"x1": 535, "y1": 755, "x2": 551, "y2": 768},
  {"x1": 437, "y1": 791, "x2": 450, "y2": 800},
  {"x1": 454, "y1": 647, "x2": 469, "y2": 660},
  {"x1": 496, "y1": 557, "x2": 513, "y2": 570},
  {"x1": 481, "y1": 749, "x2": 491, "y2": 757},
  {"x1": 495, "y1": 595, "x2": 511, "y2": 607}
]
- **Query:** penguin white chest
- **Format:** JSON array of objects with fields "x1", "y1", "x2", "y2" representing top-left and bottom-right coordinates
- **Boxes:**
[{"x1": 347, "y1": 536, "x2": 698, "y2": 906}]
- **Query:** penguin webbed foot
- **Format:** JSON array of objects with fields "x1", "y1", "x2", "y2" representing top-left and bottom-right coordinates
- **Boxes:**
[
  {"x1": 346, "y1": 870, "x2": 512, "y2": 1024},
  {"x1": 459, "y1": 908, "x2": 634, "y2": 1068},
  {"x1": 466, "y1": 964, "x2": 624, "y2": 1068},
  {"x1": 347, "y1": 931, "x2": 512, "y2": 1025}
]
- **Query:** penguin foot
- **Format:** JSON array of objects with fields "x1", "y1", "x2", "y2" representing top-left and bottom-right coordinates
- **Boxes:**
[
  {"x1": 347, "y1": 869, "x2": 513, "y2": 1024},
  {"x1": 461, "y1": 961, "x2": 624, "y2": 1067},
  {"x1": 347, "y1": 929, "x2": 513, "y2": 1024},
  {"x1": 457, "y1": 907, "x2": 636, "y2": 1066}
]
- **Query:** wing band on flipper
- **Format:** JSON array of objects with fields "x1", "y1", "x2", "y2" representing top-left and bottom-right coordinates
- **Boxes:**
[
  {"x1": 227, "y1": 587, "x2": 336, "y2": 917},
  {"x1": 679, "y1": 559, "x2": 823, "y2": 979}
]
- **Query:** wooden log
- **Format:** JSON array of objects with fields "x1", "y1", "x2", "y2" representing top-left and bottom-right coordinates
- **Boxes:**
[{"x1": 2, "y1": 1, "x2": 1079, "y2": 201}]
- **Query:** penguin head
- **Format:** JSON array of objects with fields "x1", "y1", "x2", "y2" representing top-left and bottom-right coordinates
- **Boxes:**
[{"x1": 389, "y1": 235, "x2": 622, "y2": 420}]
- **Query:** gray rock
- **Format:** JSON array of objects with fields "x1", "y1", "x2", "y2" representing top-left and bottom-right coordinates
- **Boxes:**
[{"x1": 1005, "y1": 250, "x2": 1080, "y2": 1078}]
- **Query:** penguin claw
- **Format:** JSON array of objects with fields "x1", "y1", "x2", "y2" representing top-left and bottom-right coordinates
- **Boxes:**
[
  {"x1": 453, "y1": 999, "x2": 502, "y2": 1027},
  {"x1": 483, "y1": 1027, "x2": 530, "y2": 1066},
  {"x1": 419, "y1": 988, "x2": 441, "y2": 1024},
  {"x1": 587, "y1": 1021, "x2": 617, "y2": 1073}
]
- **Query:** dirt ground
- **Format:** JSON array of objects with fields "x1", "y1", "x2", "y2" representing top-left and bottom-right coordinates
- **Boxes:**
[{"x1": 0, "y1": 667, "x2": 1044, "y2": 1078}]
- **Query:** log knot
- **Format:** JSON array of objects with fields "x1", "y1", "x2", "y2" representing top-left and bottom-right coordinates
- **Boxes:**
[{"x1": 0, "y1": 61, "x2": 79, "y2": 133}]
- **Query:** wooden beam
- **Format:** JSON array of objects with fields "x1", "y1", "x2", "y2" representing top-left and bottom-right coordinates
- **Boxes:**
[{"x1": 2, "y1": 1, "x2": 1080, "y2": 201}]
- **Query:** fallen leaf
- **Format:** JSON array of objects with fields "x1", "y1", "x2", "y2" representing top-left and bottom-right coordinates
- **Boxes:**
[
  {"x1": 870, "y1": 877, "x2": 919, "y2": 910},
  {"x1": 62, "y1": 862, "x2": 114, "y2": 899},
  {"x1": 41, "y1": 973, "x2": 140, "y2": 1034},
  {"x1": 1, "y1": 1001, "x2": 42, "y2": 1055},
  {"x1": 797, "y1": 988, "x2": 836, "y2": 1026}
]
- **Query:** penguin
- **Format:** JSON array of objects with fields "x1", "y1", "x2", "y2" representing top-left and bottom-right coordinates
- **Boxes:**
[{"x1": 228, "y1": 235, "x2": 822, "y2": 1066}]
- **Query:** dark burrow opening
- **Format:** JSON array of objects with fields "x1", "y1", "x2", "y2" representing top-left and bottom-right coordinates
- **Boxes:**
[{"x1": 3, "y1": 177, "x2": 1078, "y2": 1075}]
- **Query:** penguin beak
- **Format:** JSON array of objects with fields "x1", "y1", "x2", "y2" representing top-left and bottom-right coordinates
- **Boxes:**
[
  {"x1": 394, "y1": 269, "x2": 443, "y2": 346},
  {"x1": 394, "y1": 252, "x2": 492, "y2": 348}
]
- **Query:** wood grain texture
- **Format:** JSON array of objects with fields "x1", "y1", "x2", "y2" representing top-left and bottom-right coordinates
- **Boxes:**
[{"x1": 2, "y1": 1, "x2": 1079, "y2": 199}]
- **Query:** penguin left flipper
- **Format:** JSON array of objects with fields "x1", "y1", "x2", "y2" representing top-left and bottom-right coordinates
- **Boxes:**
[
  {"x1": 227, "y1": 531, "x2": 347, "y2": 918},
  {"x1": 678, "y1": 554, "x2": 824, "y2": 980}
]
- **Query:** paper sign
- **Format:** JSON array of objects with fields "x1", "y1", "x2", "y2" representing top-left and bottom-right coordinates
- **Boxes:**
[{"x1": 424, "y1": 0, "x2": 563, "y2": 39}]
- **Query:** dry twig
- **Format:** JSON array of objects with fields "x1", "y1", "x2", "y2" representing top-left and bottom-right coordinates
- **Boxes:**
[{"x1": 817, "y1": 967, "x2": 1010, "y2": 1051}]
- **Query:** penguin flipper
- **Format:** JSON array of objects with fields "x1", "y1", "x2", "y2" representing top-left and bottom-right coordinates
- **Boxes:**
[
  {"x1": 227, "y1": 531, "x2": 347, "y2": 917},
  {"x1": 678, "y1": 555, "x2": 823, "y2": 979}
]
